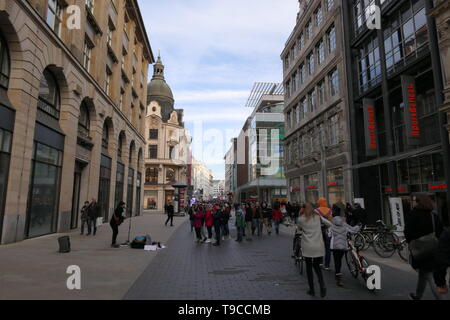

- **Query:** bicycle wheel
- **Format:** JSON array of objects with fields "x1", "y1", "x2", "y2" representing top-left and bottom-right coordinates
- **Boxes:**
[
  {"x1": 362, "y1": 233, "x2": 372, "y2": 250},
  {"x1": 345, "y1": 251, "x2": 359, "y2": 279},
  {"x1": 398, "y1": 241, "x2": 409, "y2": 262},
  {"x1": 373, "y1": 233, "x2": 396, "y2": 258},
  {"x1": 353, "y1": 233, "x2": 366, "y2": 251}
]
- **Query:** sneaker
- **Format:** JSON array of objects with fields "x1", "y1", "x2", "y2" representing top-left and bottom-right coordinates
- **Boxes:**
[
  {"x1": 307, "y1": 290, "x2": 315, "y2": 296},
  {"x1": 222, "y1": 236, "x2": 225, "y2": 241},
  {"x1": 322, "y1": 266, "x2": 331, "y2": 271},
  {"x1": 320, "y1": 287, "x2": 327, "y2": 298},
  {"x1": 206, "y1": 239, "x2": 212, "y2": 243},
  {"x1": 409, "y1": 293, "x2": 421, "y2": 300},
  {"x1": 437, "y1": 286, "x2": 448, "y2": 294}
]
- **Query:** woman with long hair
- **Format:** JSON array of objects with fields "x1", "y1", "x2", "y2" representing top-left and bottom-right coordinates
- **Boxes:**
[
  {"x1": 298, "y1": 202, "x2": 332, "y2": 297},
  {"x1": 405, "y1": 193, "x2": 444, "y2": 300}
]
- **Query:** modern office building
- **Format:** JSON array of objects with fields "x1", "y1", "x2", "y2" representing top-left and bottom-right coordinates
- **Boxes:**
[
  {"x1": 281, "y1": 0, "x2": 353, "y2": 207},
  {"x1": 231, "y1": 82, "x2": 288, "y2": 204},
  {"x1": 343, "y1": 0, "x2": 450, "y2": 225},
  {"x1": 144, "y1": 56, "x2": 191, "y2": 212},
  {"x1": 0, "y1": 0, "x2": 153, "y2": 244},
  {"x1": 192, "y1": 158, "x2": 213, "y2": 201},
  {"x1": 211, "y1": 180, "x2": 225, "y2": 199}
]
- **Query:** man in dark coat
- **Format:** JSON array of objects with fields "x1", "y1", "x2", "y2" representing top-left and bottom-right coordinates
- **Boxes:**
[
  {"x1": 165, "y1": 202, "x2": 175, "y2": 227},
  {"x1": 87, "y1": 198, "x2": 100, "y2": 236},
  {"x1": 434, "y1": 227, "x2": 450, "y2": 294}
]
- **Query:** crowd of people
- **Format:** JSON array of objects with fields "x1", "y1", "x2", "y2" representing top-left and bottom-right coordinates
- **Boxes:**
[{"x1": 184, "y1": 194, "x2": 450, "y2": 300}]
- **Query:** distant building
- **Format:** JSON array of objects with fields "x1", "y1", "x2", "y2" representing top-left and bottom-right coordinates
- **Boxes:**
[
  {"x1": 192, "y1": 158, "x2": 213, "y2": 200},
  {"x1": 144, "y1": 56, "x2": 192, "y2": 212},
  {"x1": 227, "y1": 82, "x2": 287, "y2": 205},
  {"x1": 212, "y1": 180, "x2": 225, "y2": 199}
]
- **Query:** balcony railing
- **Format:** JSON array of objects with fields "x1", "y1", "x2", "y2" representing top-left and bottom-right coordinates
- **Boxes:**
[{"x1": 38, "y1": 99, "x2": 60, "y2": 119}]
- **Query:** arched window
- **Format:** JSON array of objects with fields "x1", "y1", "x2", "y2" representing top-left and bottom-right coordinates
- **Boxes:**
[
  {"x1": 102, "y1": 122, "x2": 109, "y2": 152},
  {"x1": 166, "y1": 168, "x2": 175, "y2": 182},
  {"x1": 145, "y1": 167, "x2": 158, "y2": 184},
  {"x1": 0, "y1": 34, "x2": 10, "y2": 89},
  {"x1": 38, "y1": 69, "x2": 60, "y2": 119},
  {"x1": 78, "y1": 102, "x2": 90, "y2": 138}
]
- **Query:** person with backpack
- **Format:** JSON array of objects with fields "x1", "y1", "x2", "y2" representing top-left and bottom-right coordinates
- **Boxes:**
[
  {"x1": 405, "y1": 193, "x2": 444, "y2": 300},
  {"x1": 235, "y1": 204, "x2": 245, "y2": 243},
  {"x1": 315, "y1": 198, "x2": 333, "y2": 271},
  {"x1": 329, "y1": 209, "x2": 361, "y2": 287},
  {"x1": 298, "y1": 202, "x2": 332, "y2": 298},
  {"x1": 110, "y1": 201, "x2": 126, "y2": 248},
  {"x1": 87, "y1": 198, "x2": 100, "y2": 236},
  {"x1": 80, "y1": 201, "x2": 90, "y2": 235}
]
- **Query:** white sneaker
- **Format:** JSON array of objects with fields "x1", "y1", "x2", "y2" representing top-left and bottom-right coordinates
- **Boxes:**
[
  {"x1": 206, "y1": 239, "x2": 212, "y2": 243},
  {"x1": 222, "y1": 236, "x2": 225, "y2": 241}
]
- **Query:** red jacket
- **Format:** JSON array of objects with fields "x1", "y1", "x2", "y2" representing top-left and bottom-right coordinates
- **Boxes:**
[
  {"x1": 205, "y1": 210, "x2": 213, "y2": 227},
  {"x1": 194, "y1": 211, "x2": 204, "y2": 228},
  {"x1": 272, "y1": 209, "x2": 282, "y2": 221}
]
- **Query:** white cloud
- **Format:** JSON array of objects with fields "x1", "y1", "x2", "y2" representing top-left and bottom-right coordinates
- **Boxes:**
[{"x1": 177, "y1": 90, "x2": 249, "y2": 103}]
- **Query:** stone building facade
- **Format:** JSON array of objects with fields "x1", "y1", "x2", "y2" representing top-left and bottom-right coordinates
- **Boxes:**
[
  {"x1": 281, "y1": 0, "x2": 353, "y2": 206},
  {"x1": 144, "y1": 56, "x2": 191, "y2": 212},
  {"x1": 0, "y1": 0, "x2": 153, "y2": 244}
]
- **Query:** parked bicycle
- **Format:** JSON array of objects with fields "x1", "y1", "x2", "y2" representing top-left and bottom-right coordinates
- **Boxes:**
[{"x1": 292, "y1": 226, "x2": 304, "y2": 275}]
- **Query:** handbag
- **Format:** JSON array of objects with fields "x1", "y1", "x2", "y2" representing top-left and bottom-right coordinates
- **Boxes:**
[{"x1": 409, "y1": 213, "x2": 439, "y2": 261}]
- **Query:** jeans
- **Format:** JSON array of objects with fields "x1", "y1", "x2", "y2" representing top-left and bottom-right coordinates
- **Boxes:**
[
  {"x1": 165, "y1": 214, "x2": 174, "y2": 226},
  {"x1": 245, "y1": 221, "x2": 253, "y2": 240},
  {"x1": 214, "y1": 225, "x2": 221, "y2": 244},
  {"x1": 273, "y1": 220, "x2": 281, "y2": 234},
  {"x1": 305, "y1": 257, "x2": 325, "y2": 292},
  {"x1": 263, "y1": 218, "x2": 272, "y2": 234},
  {"x1": 416, "y1": 269, "x2": 443, "y2": 300},
  {"x1": 236, "y1": 226, "x2": 244, "y2": 242},
  {"x1": 252, "y1": 218, "x2": 261, "y2": 236},
  {"x1": 207, "y1": 226, "x2": 213, "y2": 239},
  {"x1": 322, "y1": 231, "x2": 331, "y2": 268},
  {"x1": 332, "y1": 250, "x2": 346, "y2": 275},
  {"x1": 221, "y1": 224, "x2": 229, "y2": 237},
  {"x1": 110, "y1": 222, "x2": 118, "y2": 245},
  {"x1": 195, "y1": 227, "x2": 202, "y2": 240},
  {"x1": 87, "y1": 217, "x2": 97, "y2": 235},
  {"x1": 80, "y1": 219, "x2": 88, "y2": 234}
]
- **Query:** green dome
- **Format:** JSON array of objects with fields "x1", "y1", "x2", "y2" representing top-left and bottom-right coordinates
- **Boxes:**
[{"x1": 147, "y1": 55, "x2": 174, "y2": 105}]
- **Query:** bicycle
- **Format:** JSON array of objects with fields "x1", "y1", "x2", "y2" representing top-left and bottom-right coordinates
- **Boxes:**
[
  {"x1": 345, "y1": 235, "x2": 375, "y2": 291},
  {"x1": 292, "y1": 226, "x2": 304, "y2": 275}
]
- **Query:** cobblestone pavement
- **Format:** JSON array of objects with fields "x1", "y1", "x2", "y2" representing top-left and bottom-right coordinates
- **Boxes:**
[{"x1": 124, "y1": 220, "x2": 448, "y2": 300}]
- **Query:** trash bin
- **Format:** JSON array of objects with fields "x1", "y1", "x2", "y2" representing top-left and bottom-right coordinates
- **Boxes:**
[{"x1": 58, "y1": 236, "x2": 71, "y2": 253}]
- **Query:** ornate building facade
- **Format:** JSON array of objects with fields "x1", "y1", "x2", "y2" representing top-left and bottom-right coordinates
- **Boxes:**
[
  {"x1": 144, "y1": 56, "x2": 191, "y2": 212},
  {"x1": 0, "y1": 0, "x2": 153, "y2": 244}
]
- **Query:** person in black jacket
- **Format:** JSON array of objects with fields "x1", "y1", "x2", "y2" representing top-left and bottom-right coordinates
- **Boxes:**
[
  {"x1": 165, "y1": 202, "x2": 175, "y2": 227},
  {"x1": 244, "y1": 203, "x2": 253, "y2": 241},
  {"x1": 434, "y1": 226, "x2": 450, "y2": 294},
  {"x1": 262, "y1": 202, "x2": 272, "y2": 235},
  {"x1": 212, "y1": 205, "x2": 222, "y2": 246},
  {"x1": 188, "y1": 205, "x2": 194, "y2": 232},
  {"x1": 404, "y1": 193, "x2": 444, "y2": 300},
  {"x1": 110, "y1": 201, "x2": 126, "y2": 248},
  {"x1": 87, "y1": 199, "x2": 100, "y2": 236},
  {"x1": 220, "y1": 204, "x2": 231, "y2": 240}
]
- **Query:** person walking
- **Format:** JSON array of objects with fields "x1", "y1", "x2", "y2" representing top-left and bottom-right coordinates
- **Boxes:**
[
  {"x1": 329, "y1": 208, "x2": 360, "y2": 287},
  {"x1": 87, "y1": 198, "x2": 100, "y2": 236},
  {"x1": 253, "y1": 202, "x2": 262, "y2": 237},
  {"x1": 188, "y1": 205, "x2": 195, "y2": 232},
  {"x1": 193, "y1": 205, "x2": 204, "y2": 243},
  {"x1": 292, "y1": 202, "x2": 300, "y2": 225},
  {"x1": 315, "y1": 198, "x2": 333, "y2": 271},
  {"x1": 80, "y1": 201, "x2": 90, "y2": 235},
  {"x1": 221, "y1": 204, "x2": 231, "y2": 240},
  {"x1": 435, "y1": 227, "x2": 450, "y2": 294},
  {"x1": 205, "y1": 205, "x2": 214, "y2": 243},
  {"x1": 298, "y1": 202, "x2": 332, "y2": 297},
  {"x1": 272, "y1": 204, "x2": 283, "y2": 235},
  {"x1": 212, "y1": 205, "x2": 222, "y2": 246},
  {"x1": 235, "y1": 204, "x2": 245, "y2": 243},
  {"x1": 165, "y1": 202, "x2": 175, "y2": 227},
  {"x1": 245, "y1": 203, "x2": 253, "y2": 241},
  {"x1": 110, "y1": 201, "x2": 126, "y2": 248},
  {"x1": 405, "y1": 193, "x2": 444, "y2": 300},
  {"x1": 262, "y1": 202, "x2": 272, "y2": 235}
]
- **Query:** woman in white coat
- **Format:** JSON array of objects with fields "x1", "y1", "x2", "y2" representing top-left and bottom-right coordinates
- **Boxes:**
[{"x1": 298, "y1": 202, "x2": 332, "y2": 297}]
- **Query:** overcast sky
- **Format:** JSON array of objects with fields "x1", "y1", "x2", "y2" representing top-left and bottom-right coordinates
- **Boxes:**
[{"x1": 138, "y1": 0, "x2": 298, "y2": 180}]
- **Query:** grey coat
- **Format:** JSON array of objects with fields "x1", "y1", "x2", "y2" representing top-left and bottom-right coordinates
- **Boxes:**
[
  {"x1": 330, "y1": 216, "x2": 360, "y2": 251},
  {"x1": 298, "y1": 214, "x2": 332, "y2": 258}
]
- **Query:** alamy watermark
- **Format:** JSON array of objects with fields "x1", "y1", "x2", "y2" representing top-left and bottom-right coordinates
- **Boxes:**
[{"x1": 66, "y1": 265, "x2": 81, "y2": 290}]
